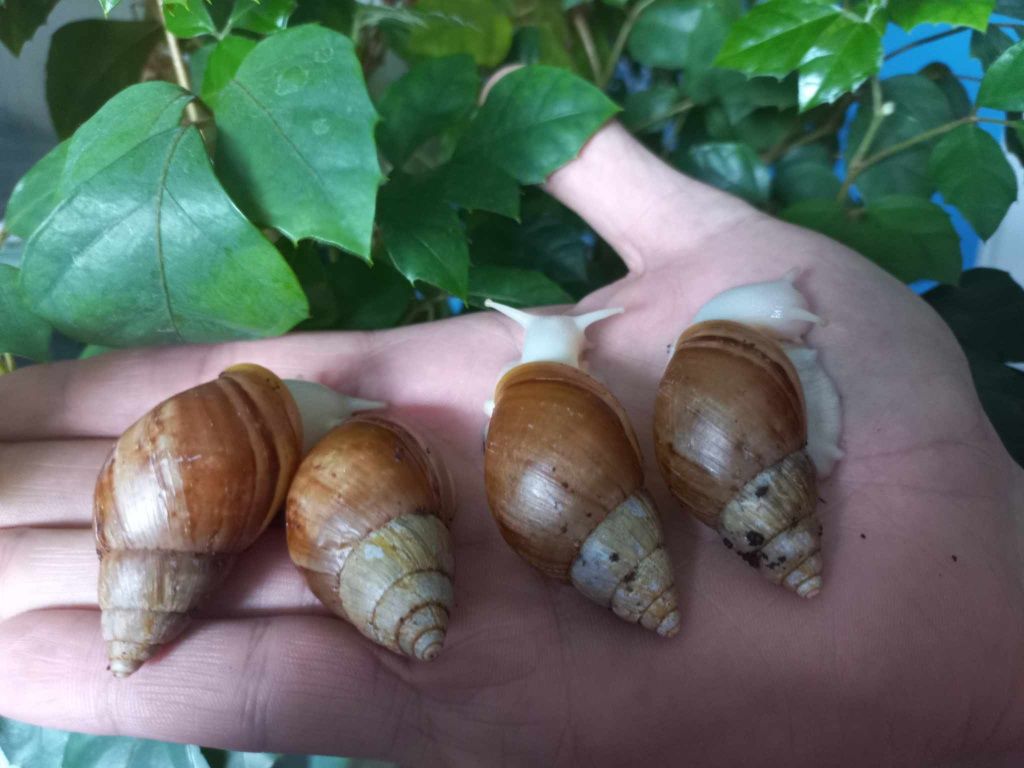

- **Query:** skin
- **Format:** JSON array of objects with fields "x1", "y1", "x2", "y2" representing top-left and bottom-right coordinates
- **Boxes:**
[{"x1": 1, "y1": 122, "x2": 1023, "y2": 767}]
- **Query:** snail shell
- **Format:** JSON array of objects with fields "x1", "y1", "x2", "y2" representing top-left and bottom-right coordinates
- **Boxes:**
[
  {"x1": 286, "y1": 416, "x2": 455, "y2": 661},
  {"x1": 94, "y1": 364, "x2": 303, "y2": 676},
  {"x1": 654, "y1": 320, "x2": 823, "y2": 598},
  {"x1": 485, "y1": 362, "x2": 680, "y2": 636}
]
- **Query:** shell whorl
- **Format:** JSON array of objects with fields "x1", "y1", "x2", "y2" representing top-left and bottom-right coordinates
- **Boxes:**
[
  {"x1": 94, "y1": 364, "x2": 303, "y2": 675},
  {"x1": 485, "y1": 362, "x2": 679, "y2": 634},
  {"x1": 286, "y1": 417, "x2": 455, "y2": 660},
  {"x1": 570, "y1": 491, "x2": 680, "y2": 636},
  {"x1": 717, "y1": 451, "x2": 822, "y2": 598}
]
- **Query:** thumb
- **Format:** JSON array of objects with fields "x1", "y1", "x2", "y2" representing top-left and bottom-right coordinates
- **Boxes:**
[{"x1": 543, "y1": 121, "x2": 761, "y2": 274}]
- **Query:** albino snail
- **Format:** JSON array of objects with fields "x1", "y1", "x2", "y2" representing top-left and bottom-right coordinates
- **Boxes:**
[
  {"x1": 286, "y1": 417, "x2": 455, "y2": 661},
  {"x1": 653, "y1": 271, "x2": 843, "y2": 597},
  {"x1": 483, "y1": 301, "x2": 681, "y2": 636},
  {"x1": 94, "y1": 364, "x2": 380, "y2": 676}
]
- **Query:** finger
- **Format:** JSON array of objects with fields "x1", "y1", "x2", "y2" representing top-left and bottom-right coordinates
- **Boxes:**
[
  {"x1": 543, "y1": 122, "x2": 762, "y2": 274},
  {"x1": 0, "y1": 314, "x2": 512, "y2": 442},
  {"x1": 0, "y1": 333, "x2": 366, "y2": 442},
  {"x1": 0, "y1": 610, "x2": 415, "y2": 761},
  {"x1": 0, "y1": 440, "x2": 113, "y2": 528},
  {"x1": 0, "y1": 529, "x2": 325, "y2": 621}
]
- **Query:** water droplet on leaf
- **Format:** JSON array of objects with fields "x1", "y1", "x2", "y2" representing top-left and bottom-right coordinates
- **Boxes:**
[{"x1": 276, "y1": 66, "x2": 308, "y2": 96}]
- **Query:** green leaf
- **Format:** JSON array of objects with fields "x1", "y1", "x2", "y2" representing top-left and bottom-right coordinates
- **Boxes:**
[
  {"x1": 919, "y1": 62, "x2": 971, "y2": 118},
  {"x1": 0, "y1": 235, "x2": 23, "y2": 268},
  {"x1": 377, "y1": 54, "x2": 479, "y2": 167},
  {"x1": 853, "y1": 197, "x2": 961, "y2": 284},
  {"x1": 378, "y1": 175, "x2": 469, "y2": 298},
  {"x1": 622, "y1": 84, "x2": 685, "y2": 133},
  {"x1": 60, "y1": 81, "x2": 195, "y2": 196},
  {"x1": 889, "y1": 0, "x2": 996, "y2": 31},
  {"x1": 46, "y1": 20, "x2": 163, "y2": 139},
  {"x1": 0, "y1": 265, "x2": 51, "y2": 360},
  {"x1": 189, "y1": 41, "x2": 217, "y2": 91},
  {"x1": 923, "y1": 268, "x2": 1024, "y2": 361},
  {"x1": 782, "y1": 196, "x2": 961, "y2": 283},
  {"x1": 468, "y1": 264, "x2": 573, "y2": 307},
  {"x1": 456, "y1": 65, "x2": 619, "y2": 185},
  {"x1": 0, "y1": 717, "x2": 69, "y2": 768},
  {"x1": 970, "y1": 25, "x2": 1014, "y2": 69},
  {"x1": 468, "y1": 191, "x2": 625, "y2": 299},
  {"x1": 675, "y1": 141, "x2": 771, "y2": 205},
  {"x1": 214, "y1": 25, "x2": 382, "y2": 257},
  {"x1": 283, "y1": 241, "x2": 413, "y2": 331},
  {"x1": 773, "y1": 143, "x2": 841, "y2": 205},
  {"x1": 440, "y1": 157, "x2": 521, "y2": 218},
  {"x1": 924, "y1": 267, "x2": 1024, "y2": 467},
  {"x1": 229, "y1": 0, "x2": 297, "y2": 35},
  {"x1": 403, "y1": 0, "x2": 514, "y2": 67},
  {"x1": 0, "y1": 0, "x2": 60, "y2": 55},
  {"x1": 4, "y1": 140, "x2": 69, "y2": 238},
  {"x1": 997, "y1": 0, "x2": 1024, "y2": 17},
  {"x1": 22, "y1": 101, "x2": 308, "y2": 346},
  {"x1": 62, "y1": 732, "x2": 211, "y2": 767},
  {"x1": 201, "y1": 35, "x2": 258, "y2": 109},
  {"x1": 845, "y1": 74, "x2": 953, "y2": 201},
  {"x1": 978, "y1": 39, "x2": 1024, "y2": 111},
  {"x1": 291, "y1": 0, "x2": 355, "y2": 33},
  {"x1": 929, "y1": 124, "x2": 1017, "y2": 239},
  {"x1": 162, "y1": 0, "x2": 218, "y2": 38},
  {"x1": 715, "y1": 73, "x2": 797, "y2": 121},
  {"x1": 715, "y1": 0, "x2": 840, "y2": 78},
  {"x1": 628, "y1": 0, "x2": 729, "y2": 69},
  {"x1": 963, "y1": 356, "x2": 1024, "y2": 467},
  {"x1": 511, "y1": 0, "x2": 576, "y2": 69},
  {"x1": 99, "y1": 0, "x2": 125, "y2": 12},
  {"x1": 797, "y1": 17, "x2": 882, "y2": 111},
  {"x1": 1007, "y1": 118, "x2": 1024, "y2": 168}
]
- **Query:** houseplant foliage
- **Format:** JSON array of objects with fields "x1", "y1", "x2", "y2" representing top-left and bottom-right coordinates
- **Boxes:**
[{"x1": 3, "y1": 0, "x2": 1021, "y2": 462}]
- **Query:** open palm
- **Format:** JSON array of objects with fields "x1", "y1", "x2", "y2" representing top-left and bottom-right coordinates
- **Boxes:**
[{"x1": 2, "y1": 123, "x2": 1023, "y2": 767}]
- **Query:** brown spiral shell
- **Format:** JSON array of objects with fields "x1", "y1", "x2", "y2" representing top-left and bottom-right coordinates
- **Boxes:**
[
  {"x1": 286, "y1": 416, "x2": 455, "y2": 661},
  {"x1": 654, "y1": 320, "x2": 822, "y2": 597},
  {"x1": 485, "y1": 362, "x2": 680, "y2": 636},
  {"x1": 94, "y1": 364, "x2": 303, "y2": 676}
]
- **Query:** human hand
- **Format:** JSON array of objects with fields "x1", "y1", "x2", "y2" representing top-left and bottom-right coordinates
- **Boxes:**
[{"x1": 1, "y1": 122, "x2": 1022, "y2": 767}]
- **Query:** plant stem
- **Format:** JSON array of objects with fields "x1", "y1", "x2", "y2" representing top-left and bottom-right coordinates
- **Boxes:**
[
  {"x1": 837, "y1": 78, "x2": 886, "y2": 201},
  {"x1": 632, "y1": 99, "x2": 694, "y2": 132},
  {"x1": 762, "y1": 94, "x2": 854, "y2": 164},
  {"x1": 858, "y1": 117, "x2": 970, "y2": 167},
  {"x1": 571, "y1": 9, "x2": 602, "y2": 84},
  {"x1": 885, "y1": 27, "x2": 966, "y2": 61},
  {"x1": 600, "y1": 0, "x2": 657, "y2": 88},
  {"x1": 840, "y1": 114, "x2": 1021, "y2": 193},
  {"x1": 159, "y1": 7, "x2": 200, "y2": 123},
  {"x1": 0, "y1": 353, "x2": 15, "y2": 376}
]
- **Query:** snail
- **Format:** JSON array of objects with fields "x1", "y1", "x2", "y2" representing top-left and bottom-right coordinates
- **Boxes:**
[
  {"x1": 483, "y1": 301, "x2": 681, "y2": 637},
  {"x1": 653, "y1": 271, "x2": 842, "y2": 598},
  {"x1": 94, "y1": 364, "x2": 381, "y2": 676},
  {"x1": 286, "y1": 416, "x2": 455, "y2": 661}
]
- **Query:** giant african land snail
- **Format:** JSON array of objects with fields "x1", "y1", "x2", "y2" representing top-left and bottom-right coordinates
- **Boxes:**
[
  {"x1": 93, "y1": 363, "x2": 446, "y2": 675},
  {"x1": 653, "y1": 270, "x2": 843, "y2": 597},
  {"x1": 483, "y1": 301, "x2": 681, "y2": 637}
]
